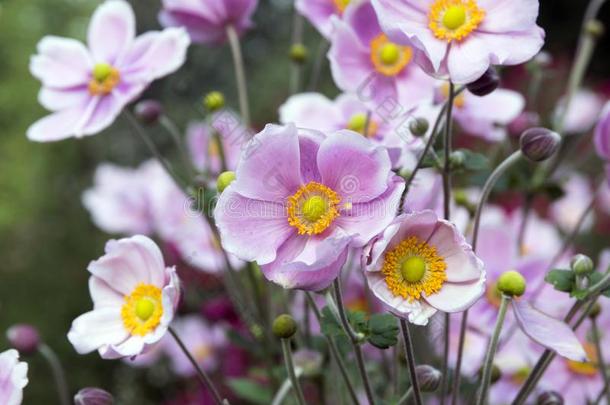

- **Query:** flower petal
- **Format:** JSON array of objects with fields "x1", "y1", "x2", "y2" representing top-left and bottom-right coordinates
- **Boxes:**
[
  {"x1": 512, "y1": 299, "x2": 588, "y2": 362},
  {"x1": 67, "y1": 308, "x2": 128, "y2": 355},
  {"x1": 446, "y1": 36, "x2": 491, "y2": 84},
  {"x1": 30, "y1": 36, "x2": 92, "y2": 88},
  {"x1": 424, "y1": 277, "x2": 485, "y2": 312},
  {"x1": 88, "y1": 0, "x2": 136, "y2": 64}
]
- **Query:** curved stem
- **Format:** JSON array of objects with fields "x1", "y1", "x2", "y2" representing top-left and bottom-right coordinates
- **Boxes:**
[
  {"x1": 271, "y1": 368, "x2": 304, "y2": 405},
  {"x1": 332, "y1": 279, "x2": 376, "y2": 405},
  {"x1": 397, "y1": 387, "x2": 414, "y2": 405},
  {"x1": 226, "y1": 25, "x2": 251, "y2": 127},
  {"x1": 38, "y1": 344, "x2": 70, "y2": 405},
  {"x1": 475, "y1": 295, "x2": 510, "y2": 405},
  {"x1": 399, "y1": 319, "x2": 423, "y2": 405},
  {"x1": 592, "y1": 318, "x2": 610, "y2": 405},
  {"x1": 442, "y1": 81, "x2": 455, "y2": 220},
  {"x1": 305, "y1": 292, "x2": 360, "y2": 405},
  {"x1": 439, "y1": 313, "x2": 450, "y2": 405},
  {"x1": 281, "y1": 339, "x2": 307, "y2": 405},
  {"x1": 159, "y1": 114, "x2": 196, "y2": 180},
  {"x1": 169, "y1": 327, "x2": 227, "y2": 405}
]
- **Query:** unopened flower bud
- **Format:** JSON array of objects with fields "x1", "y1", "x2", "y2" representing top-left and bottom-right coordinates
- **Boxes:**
[
  {"x1": 134, "y1": 100, "x2": 162, "y2": 125},
  {"x1": 536, "y1": 390, "x2": 564, "y2": 405},
  {"x1": 74, "y1": 387, "x2": 114, "y2": 405},
  {"x1": 570, "y1": 254, "x2": 594, "y2": 276},
  {"x1": 272, "y1": 314, "x2": 297, "y2": 339},
  {"x1": 490, "y1": 364, "x2": 502, "y2": 384},
  {"x1": 409, "y1": 117, "x2": 429, "y2": 137},
  {"x1": 416, "y1": 365, "x2": 442, "y2": 392},
  {"x1": 217, "y1": 171, "x2": 236, "y2": 193},
  {"x1": 497, "y1": 271, "x2": 526, "y2": 297},
  {"x1": 204, "y1": 91, "x2": 225, "y2": 112},
  {"x1": 289, "y1": 43, "x2": 308, "y2": 64},
  {"x1": 467, "y1": 67, "x2": 500, "y2": 96},
  {"x1": 520, "y1": 127, "x2": 561, "y2": 162},
  {"x1": 6, "y1": 324, "x2": 40, "y2": 355},
  {"x1": 585, "y1": 20, "x2": 604, "y2": 38},
  {"x1": 589, "y1": 302, "x2": 602, "y2": 319},
  {"x1": 450, "y1": 150, "x2": 466, "y2": 168}
]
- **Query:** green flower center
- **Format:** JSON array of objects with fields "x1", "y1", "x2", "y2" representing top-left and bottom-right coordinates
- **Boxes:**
[
  {"x1": 442, "y1": 5, "x2": 467, "y2": 30},
  {"x1": 302, "y1": 195, "x2": 328, "y2": 223},
  {"x1": 93, "y1": 63, "x2": 113, "y2": 83},
  {"x1": 135, "y1": 298, "x2": 156, "y2": 321},
  {"x1": 401, "y1": 256, "x2": 427, "y2": 283},
  {"x1": 380, "y1": 43, "x2": 401, "y2": 66}
]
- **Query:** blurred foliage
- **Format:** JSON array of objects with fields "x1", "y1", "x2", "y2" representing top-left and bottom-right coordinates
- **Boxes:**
[{"x1": 0, "y1": 0, "x2": 608, "y2": 403}]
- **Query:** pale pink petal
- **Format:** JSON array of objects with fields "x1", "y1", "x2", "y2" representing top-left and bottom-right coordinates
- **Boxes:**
[
  {"x1": 424, "y1": 278, "x2": 485, "y2": 312},
  {"x1": 446, "y1": 36, "x2": 491, "y2": 84},
  {"x1": 89, "y1": 277, "x2": 124, "y2": 309},
  {"x1": 478, "y1": 0, "x2": 541, "y2": 33},
  {"x1": 26, "y1": 101, "x2": 92, "y2": 142},
  {"x1": 88, "y1": 0, "x2": 136, "y2": 64},
  {"x1": 67, "y1": 308, "x2": 128, "y2": 354},
  {"x1": 38, "y1": 86, "x2": 89, "y2": 112},
  {"x1": 29, "y1": 36, "x2": 92, "y2": 88},
  {"x1": 279, "y1": 93, "x2": 343, "y2": 132},
  {"x1": 512, "y1": 299, "x2": 588, "y2": 362},
  {"x1": 476, "y1": 28, "x2": 545, "y2": 66}
]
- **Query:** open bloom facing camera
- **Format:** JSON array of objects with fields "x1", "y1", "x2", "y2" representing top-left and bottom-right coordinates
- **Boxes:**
[
  {"x1": 363, "y1": 210, "x2": 486, "y2": 325},
  {"x1": 68, "y1": 235, "x2": 180, "y2": 359},
  {"x1": 214, "y1": 124, "x2": 404, "y2": 291},
  {"x1": 371, "y1": 0, "x2": 545, "y2": 84},
  {"x1": 28, "y1": 0, "x2": 189, "y2": 141}
]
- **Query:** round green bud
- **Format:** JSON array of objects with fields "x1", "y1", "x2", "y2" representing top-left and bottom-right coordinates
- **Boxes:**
[
  {"x1": 217, "y1": 171, "x2": 236, "y2": 193},
  {"x1": 272, "y1": 314, "x2": 298, "y2": 339},
  {"x1": 570, "y1": 254, "x2": 594, "y2": 276},
  {"x1": 453, "y1": 189, "x2": 470, "y2": 207},
  {"x1": 204, "y1": 91, "x2": 225, "y2": 112},
  {"x1": 450, "y1": 150, "x2": 466, "y2": 168},
  {"x1": 289, "y1": 43, "x2": 308, "y2": 64},
  {"x1": 490, "y1": 364, "x2": 502, "y2": 384},
  {"x1": 588, "y1": 303, "x2": 602, "y2": 319},
  {"x1": 497, "y1": 270, "x2": 526, "y2": 297},
  {"x1": 408, "y1": 117, "x2": 429, "y2": 137},
  {"x1": 585, "y1": 20, "x2": 604, "y2": 38}
]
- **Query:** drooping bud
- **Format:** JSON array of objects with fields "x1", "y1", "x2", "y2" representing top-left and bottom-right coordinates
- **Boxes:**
[
  {"x1": 585, "y1": 20, "x2": 605, "y2": 38},
  {"x1": 536, "y1": 390, "x2": 564, "y2": 405},
  {"x1": 408, "y1": 117, "x2": 429, "y2": 137},
  {"x1": 497, "y1": 271, "x2": 526, "y2": 297},
  {"x1": 134, "y1": 100, "x2": 163, "y2": 125},
  {"x1": 289, "y1": 43, "x2": 308, "y2": 64},
  {"x1": 490, "y1": 364, "x2": 502, "y2": 384},
  {"x1": 520, "y1": 127, "x2": 561, "y2": 162},
  {"x1": 570, "y1": 254, "x2": 594, "y2": 276},
  {"x1": 74, "y1": 387, "x2": 114, "y2": 405},
  {"x1": 6, "y1": 324, "x2": 40, "y2": 355},
  {"x1": 204, "y1": 91, "x2": 225, "y2": 112},
  {"x1": 466, "y1": 67, "x2": 500, "y2": 97},
  {"x1": 415, "y1": 365, "x2": 442, "y2": 392},
  {"x1": 272, "y1": 314, "x2": 298, "y2": 339},
  {"x1": 217, "y1": 171, "x2": 236, "y2": 193}
]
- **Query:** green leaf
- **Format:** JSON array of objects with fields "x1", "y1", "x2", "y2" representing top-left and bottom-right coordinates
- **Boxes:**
[
  {"x1": 459, "y1": 149, "x2": 490, "y2": 171},
  {"x1": 545, "y1": 269, "x2": 575, "y2": 292},
  {"x1": 320, "y1": 306, "x2": 344, "y2": 338},
  {"x1": 227, "y1": 378, "x2": 273, "y2": 405},
  {"x1": 588, "y1": 271, "x2": 610, "y2": 298},
  {"x1": 367, "y1": 314, "x2": 399, "y2": 349}
]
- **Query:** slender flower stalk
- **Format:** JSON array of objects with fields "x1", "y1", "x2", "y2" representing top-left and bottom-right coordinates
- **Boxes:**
[
  {"x1": 280, "y1": 338, "x2": 307, "y2": 405},
  {"x1": 475, "y1": 295, "x2": 511, "y2": 405},
  {"x1": 442, "y1": 81, "x2": 455, "y2": 220},
  {"x1": 305, "y1": 292, "x2": 360, "y2": 405},
  {"x1": 591, "y1": 317, "x2": 610, "y2": 405},
  {"x1": 398, "y1": 387, "x2": 414, "y2": 405},
  {"x1": 38, "y1": 343, "x2": 70, "y2": 405},
  {"x1": 451, "y1": 151, "x2": 524, "y2": 405},
  {"x1": 159, "y1": 114, "x2": 197, "y2": 179},
  {"x1": 399, "y1": 319, "x2": 423, "y2": 405},
  {"x1": 271, "y1": 368, "x2": 305, "y2": 405},
  {"x1": 169, "y1": 327, "x2": 227, "y2": 405},
  {"x1": 307, "y1": 40, "x2": 330, "y2": 91},
  {"x1": 289, "y1": 9, "x2": 305, "y2": 95},
  {"x1": 226, "y1": 25, "x2": 251, "y2": 127},
  {"x1": 332, "y1": 279, "x2": 376, "y2": 405}
]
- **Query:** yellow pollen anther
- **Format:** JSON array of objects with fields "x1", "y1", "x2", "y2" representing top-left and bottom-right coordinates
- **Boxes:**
[
  {"x1": 429, "y1": 0, "x2": 485, "y2": 42},
  {"x1": 370, "y1": 34, "x2": 413, "y2": 77},
  {"x1": 332, "y1": 0, "x2": 351, "y2": 14},
  {"x1": 89, "y1": 62, "x2": 120, "y2": 96},
  {"x1": 288, "y1": 182, "x2": 340, "y2": 235},
  {"x1": 485, "y1": 281, "x2": 502, "y2": 308},
  {"x1": 121, "y1": 284, "x2": 163, "y2": 336},
  {"x1": 382, "y1": 236, "x2": 447, "y2": 301}
]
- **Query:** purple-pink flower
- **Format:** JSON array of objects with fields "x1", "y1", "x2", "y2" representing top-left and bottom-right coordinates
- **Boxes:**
[
  {"x1": 0, "y1": 350, "x2": 28, "y2": 405},
  {"x1": 363, "y1": 210, "x2": 486, "y2": 325},
  {"x1": 67, "y1": 235, "x2": 180, "y2": 359},
  {"x1": 28, "y1": 0, "x2": 190, "y2": 142},
  {"x1": 159, "y1": 0, "x2": 258, "y2": 45},
  {"x1": 372, "y1": 0, "x2": 545, "y2": 84},
  {"x1": 329, "y1": 1, "x2": 435, "y2": 110},
  {"x1": 214, "y1": 124, "x2": 404, "y2": 291},
  {"x1": 595, "y1": 101, "x2": 610, "y2": 161},
  {"x1": 296, "y1": 0, "x2": 356, "y2": 38}
]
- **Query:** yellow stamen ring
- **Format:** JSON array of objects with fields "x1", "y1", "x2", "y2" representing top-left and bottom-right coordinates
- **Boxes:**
[
  {"x1": 89, "y1": 62, "x2": 121, "y2": 96},
  {"x1": 370, "y1": 34, "x2": 413, "y2": 77},
  {"x1": 287, "y1": 182, "x2": 340, "y2": 235},
  {"x1": 121, "y1": 283, "x2": 164, "y2": 336},
  {"x1": 382, "y1": 236, "x2": 447, "y2": 301},
  {"x1": 332, "y1": 0, "x2": 351, "y2": 14},
  {"x1": 428, "y1": 0, "x2": 485, "y2": 42}
]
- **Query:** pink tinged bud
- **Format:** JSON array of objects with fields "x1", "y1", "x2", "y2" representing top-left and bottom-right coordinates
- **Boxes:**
[
  {"x1": 134, "y1": 100, "x2": 163, "y2": 125},
  {"x1": 466, "y1": 67, "x2": 500, "y2": 97},
  {"x1": 415, "y1": 365, "x2": 442, "y2": 392},
  {"x1": 520, "y1": 127, "x2": 561, "y2": 162},
  {"x1": 6, "y1": 324, "x2": 40, "y2": 355},
  {"x1": 536, "y1": 391, "x2": 564, "y2": 405},
  {"x1": 74, "y1": 387, "x2": 114, "y2": 405}
]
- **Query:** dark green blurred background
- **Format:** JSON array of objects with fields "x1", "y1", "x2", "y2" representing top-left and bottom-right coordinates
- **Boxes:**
[{"x1": 0, "y1": 0, "x2": 608, "y2": 403}]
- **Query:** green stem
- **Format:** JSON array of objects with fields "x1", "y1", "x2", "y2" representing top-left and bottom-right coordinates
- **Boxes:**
[
  {"x1": 442, "y1": 81, "x2": 455, "y2": 220},
  {"x1": 38, "y1": 344, "x2": 70, "y2": 405},
  {"x1": 305, "y1": 292, "x2": 360, "y2": 405},
  {"x1": 281, "y1": 338, "x2": 307, "y2": 405},
  {"x1": 440, "y1": 313, "x2": 450, "y2": 405},
  {"x1": 226, "y1": 25, "x2": 251, "y2": 127},
  {"x1": 397, "y1": 387, "x2": 414, "y2": 405},
  {"x1": 159, "y1": 114, "x2": 197, "y2": 180},
  {"x1": 476, "y1": 295, "x2": 511, "y2": 405},
  {"x1": 332, "y1": 279, "x2": 376, "y2": 405},
  {"x1": 289, "y1": 8, "x2": 304, "y2": 95},
  {"x1": 271, "y1": 368, "x2": 305, "y2": 405},
  {"x1": 307, "y1": 39, "x2": 330, "y2": 91},
  {"x1": 592, "y1": 318, "x2": 610, "y2": 405},
  {"x1": 399, "y1": 319, "x2": 423, "y2": 405}
]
